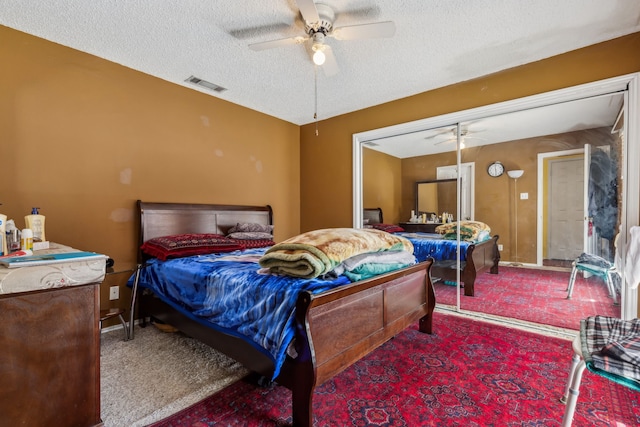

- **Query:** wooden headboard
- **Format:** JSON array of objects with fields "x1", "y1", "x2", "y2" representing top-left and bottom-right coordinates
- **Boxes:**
[
  {"x1": 136, "y1": 200, "x2": 273, "y2": 262},
  {"x1": 363, "y1": 207, "x2": 383, "y2": 225}
]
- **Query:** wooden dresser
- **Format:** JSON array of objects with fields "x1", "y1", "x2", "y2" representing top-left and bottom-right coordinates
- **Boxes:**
[
  {"x1": 399, "y1": 222, "x2": 442, "y2": 233},
  {"x1": 0, "y1": 283, "x2": 102, "y2": 427}
]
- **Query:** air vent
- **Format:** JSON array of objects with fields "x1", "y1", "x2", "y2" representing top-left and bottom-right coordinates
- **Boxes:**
[
  {"x1": 363, "y1": 141, "x2": 379, "y2": 147},
  {"x1": 185, "y1": 76, "x2": 227, "y2": 93}
]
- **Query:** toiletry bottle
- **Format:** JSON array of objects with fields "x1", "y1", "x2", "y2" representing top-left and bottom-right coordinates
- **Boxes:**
[
  {"x1": 25, "y1": 207, "x2": 45, "y2": 242},
  {"x1": 0, "y1": 213, "x2": 6, "y2": 256},
  {"x1": 21, "y1": 228, "x2": 33, "y2": 251},
  {"x1": 5, "y1": 220, "x2": 20, "y2": 253}
]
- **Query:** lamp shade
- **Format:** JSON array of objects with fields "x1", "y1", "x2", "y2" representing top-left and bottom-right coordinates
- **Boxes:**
[{"x1": 507, "y1": 169, "x2": 524, "y2": 179}]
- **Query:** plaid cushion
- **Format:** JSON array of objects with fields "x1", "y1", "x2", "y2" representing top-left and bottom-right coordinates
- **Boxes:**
[{"x1": 581, "y1": 315, "x2": 640, "y2": 383}]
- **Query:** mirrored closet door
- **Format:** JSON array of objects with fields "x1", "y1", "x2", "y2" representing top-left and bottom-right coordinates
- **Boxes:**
[{"x1": 354, "y1": 74, "x2": 639, "y2": 329}]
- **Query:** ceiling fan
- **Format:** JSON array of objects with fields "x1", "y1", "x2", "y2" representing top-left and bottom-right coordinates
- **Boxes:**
[
  {"x1": 248, "y1": 0, "x2": 396, "y2": 76},
  {"x1": 424, "y1": 126, "x2": 486, "y2": 148}
]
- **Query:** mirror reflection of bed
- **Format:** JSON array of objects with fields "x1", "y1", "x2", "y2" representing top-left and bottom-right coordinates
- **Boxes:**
[
  {"x1": 364, "y1": 207, "x2": 499, "y2": 298},
  {"x1": 360, "y1": 91, "x2": 625, "y2": 331}
]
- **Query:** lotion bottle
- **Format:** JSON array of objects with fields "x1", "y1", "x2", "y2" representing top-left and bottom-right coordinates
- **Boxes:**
[
  {"x1": 25, "y1": 207, "x2": 46, "y2": 242},
  {"x1": 0, "y1": 213, "x2": 6, "y2": 256}
]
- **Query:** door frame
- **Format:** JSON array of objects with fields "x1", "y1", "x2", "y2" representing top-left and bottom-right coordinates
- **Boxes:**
[
  {"x1": 536, "y1": 148, "x2": 584, "y2": 265},
  {"x1": 436, "y1": 162, "x2": 475, "y2": 220},
  {"x1": 352, "y1": 73, "x2": 639, "y2": 319}
]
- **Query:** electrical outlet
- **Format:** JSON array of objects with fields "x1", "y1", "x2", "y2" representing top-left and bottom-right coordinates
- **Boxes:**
[
  {"x1": 520, "y1": 192, "x2": 529, "y2": 200},
  {"x1": 498, "y1": 244, "x2": 504, "y2": 251},
  {"x1": 109, "y1": 286, "x2": 119, "y2": 300}
]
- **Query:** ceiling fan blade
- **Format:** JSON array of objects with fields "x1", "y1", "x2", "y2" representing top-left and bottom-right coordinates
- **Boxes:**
[
  {"x1": 249, "y1": 36, "x2": 307, "y2": 51},
  {"x1": 296, "y1": 0, "x2": 320, "y2": 23},
  {"x1": 339, "y1": 5, "x2": 381, "y2": 20},
  {"x1": 434, "y1": 138, "x2": 455, "y2": 146},
  {"x1": 321, "y1": 45, "x2": 339, "y2": 76},
  {"x1": 423, "y1": 127, "x2": 455, "y2": 140},
  {"x1": 332, "y1": 21, "x2": 396, "y2": 41},
  {"x1": 229, "y1": 23, "x2": 292, "y2": 40}
]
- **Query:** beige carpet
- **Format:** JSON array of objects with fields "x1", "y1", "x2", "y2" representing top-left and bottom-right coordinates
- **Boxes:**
[{"x1": 100, "y1": 323, "x2": 248, "y2": 427}]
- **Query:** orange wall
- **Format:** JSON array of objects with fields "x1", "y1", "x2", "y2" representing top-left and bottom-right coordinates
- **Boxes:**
[
  {"x1": 1, "y1": 26, "x2": 300, "y2": 313},
  {"x1": 300, "y1": 32, "x2": 640, "y2": 233},
  {"x1": 362, "y1": 148, "x2": 402, "y2": 224}
]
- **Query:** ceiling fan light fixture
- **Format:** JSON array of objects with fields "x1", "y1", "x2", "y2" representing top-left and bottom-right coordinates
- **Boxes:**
[{"x1": 312, "y1": 47, "x2": 326, "y2": 65}]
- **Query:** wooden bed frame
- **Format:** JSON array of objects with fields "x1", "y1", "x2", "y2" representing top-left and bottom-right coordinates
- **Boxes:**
[
  {"x1": 364, "y1": 207, "x2": 499, "y2": 296},
  {"x1": 130, "y1": 201, "x2": 435, "y2": 427}
]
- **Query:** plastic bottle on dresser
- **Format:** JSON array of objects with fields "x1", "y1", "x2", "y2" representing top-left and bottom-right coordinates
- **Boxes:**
[
  {"x1": 25, "y1": 207, "x2": 46, "y2": 242},
  {"x1": 21, "y1": 229, "x2": 33, "y2": 251},
  {"x1": 5, "y1": 220, "x2": 20, "y2": 253}
]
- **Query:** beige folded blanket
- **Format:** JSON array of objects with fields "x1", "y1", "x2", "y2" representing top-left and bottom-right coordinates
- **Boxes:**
[{"x1": 259, "y1": 228, "x2": 414, "y2": 279}]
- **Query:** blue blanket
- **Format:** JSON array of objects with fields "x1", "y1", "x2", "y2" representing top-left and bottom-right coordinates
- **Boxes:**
[
  {"x1": 130, "y1": 248, "x2": 350, "y2": 379},
  {"x1": 398, "y1": 233, "x2": 471, "y2": 262}
]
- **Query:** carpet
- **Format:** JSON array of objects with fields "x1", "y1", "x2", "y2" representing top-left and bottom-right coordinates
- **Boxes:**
[
  {"x1": 434, "y1": 266, "x2": 619, "y2": 330},
  {"x1": 100, "y1": 324, "x2": 248, "y2": 427},
  {"x1": 149, "y1": 312, "x2": 639, "y2": 426}
]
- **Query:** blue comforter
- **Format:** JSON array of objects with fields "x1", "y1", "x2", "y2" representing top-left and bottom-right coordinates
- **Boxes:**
[
  {"x1": 398, "y1": 233, "x2": 471, "y2": 262},
  {"x1": 131, "y1": 248, "x2": 350, "y2": 379}
]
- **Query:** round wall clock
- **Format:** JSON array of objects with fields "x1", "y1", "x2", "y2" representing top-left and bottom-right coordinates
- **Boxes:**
[{"x1": 487, "y1": 161, "x2": 505, "y2": 177}]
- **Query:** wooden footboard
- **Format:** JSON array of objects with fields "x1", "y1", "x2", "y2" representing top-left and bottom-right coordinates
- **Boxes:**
[
  {"x1": 276, "y1": 260, "x2": 434, "y2": 427},
  {"x1": 431, "y1": 235, "x2": 499, "y2": 296}
]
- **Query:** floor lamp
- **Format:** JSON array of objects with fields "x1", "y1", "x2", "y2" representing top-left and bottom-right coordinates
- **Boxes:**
[{"x1": 507, "y1": 169, "x2": 524, "y2": 265}]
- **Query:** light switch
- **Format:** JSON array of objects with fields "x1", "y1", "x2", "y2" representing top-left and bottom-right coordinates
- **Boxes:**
[{"x1": 520, "y1": 193, "x2": 528, "y2": 200}]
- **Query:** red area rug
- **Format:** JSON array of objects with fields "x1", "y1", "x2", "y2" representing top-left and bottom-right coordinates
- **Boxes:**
[
  {"x1": 434, "y1": 266, "x2": 619, "y2": 330},
  {"x1": 149, "y1": 313, "x2": 638, "y2": 426}
]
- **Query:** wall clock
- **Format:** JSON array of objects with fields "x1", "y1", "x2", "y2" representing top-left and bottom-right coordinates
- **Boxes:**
[{"x1": 487, "y1": 161, "x2": 505, "y2": 177}]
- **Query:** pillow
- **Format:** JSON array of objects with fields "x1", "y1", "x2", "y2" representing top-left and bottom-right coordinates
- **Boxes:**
[
  {"x1": 141, "y1": 233, "x2": 244, "y2": 260},
  {"x1": 228, "y1": 238, "x2": 275, "y2": 249},
  {"x1": 371, "y1": 223, "x2": 405, "y2": 233},
  {"x1": 227, "y1": 231, "x2": 273, "y2": 240},
  {"x1": 228, "y1": 222, "x2": 274, "y2": 234}
]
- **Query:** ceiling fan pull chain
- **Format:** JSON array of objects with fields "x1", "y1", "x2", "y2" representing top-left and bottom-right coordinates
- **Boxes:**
[{"x1": 314, "y1": 65, "x2": 319, "y2": 136}]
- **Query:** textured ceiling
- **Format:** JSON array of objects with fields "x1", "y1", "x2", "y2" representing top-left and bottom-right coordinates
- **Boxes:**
[{"x1": 1, "y1": 1, "x2": 639, "y2": 126}]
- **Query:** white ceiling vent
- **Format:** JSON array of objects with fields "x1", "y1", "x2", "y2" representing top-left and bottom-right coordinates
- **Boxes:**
[{"x1": 185, "y1": 76, "x2": 227, "y2": 93}]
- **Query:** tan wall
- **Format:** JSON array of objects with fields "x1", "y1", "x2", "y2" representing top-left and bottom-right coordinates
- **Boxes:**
[
  {"x1": 300, "y1": 32, "x2": 640, "y2": 234},
  {"x1": 1, "y1": 26, "x2": 300, "y2": 315},
  {"x1": 362, "y1": 148, "x2": 402, "y2": 224}
]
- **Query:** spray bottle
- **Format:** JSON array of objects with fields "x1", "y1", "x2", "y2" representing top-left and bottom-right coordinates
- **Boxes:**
[{"x1": 25, "y1": 207, "x2": 46, "y2": 242}]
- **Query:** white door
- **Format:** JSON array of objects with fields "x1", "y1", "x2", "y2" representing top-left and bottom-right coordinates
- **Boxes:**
[{"x1": 548, "y1": 157, "x2": 584, "y2": 260}]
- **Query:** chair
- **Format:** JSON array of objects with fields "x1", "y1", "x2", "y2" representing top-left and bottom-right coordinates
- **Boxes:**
[
  {"x1": 566, "y1": 252, "x2": 619, "y2": 304},
  {"x1": 560, "y1": 316, "x2": 640, "y2": 426}
]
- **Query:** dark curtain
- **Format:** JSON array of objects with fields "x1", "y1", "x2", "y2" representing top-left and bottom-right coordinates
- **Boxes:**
[{"x1": 588, "y1": 149, "x2": 618, "y2": 240}]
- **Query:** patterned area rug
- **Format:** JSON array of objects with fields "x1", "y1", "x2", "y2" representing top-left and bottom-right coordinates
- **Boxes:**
[
  {"x1": 149, "y1": 312, "x2": 639, "y2": 426},
  {"x1": 434, "y1": 266, "x2": 620, "y2": 330}
]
